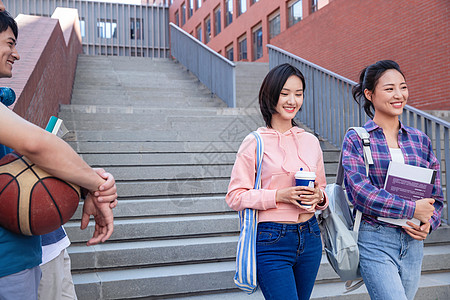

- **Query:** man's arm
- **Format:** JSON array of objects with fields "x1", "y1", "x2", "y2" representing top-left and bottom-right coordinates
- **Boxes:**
[
  {"x1": 0, "y1": 105, "x2": 116, "y2": 244},
  {"x1": 0, "y1": 104, "x2": 104, "y2": 192}
]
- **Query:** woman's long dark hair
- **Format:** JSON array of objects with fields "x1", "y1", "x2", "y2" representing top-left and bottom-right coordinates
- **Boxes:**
[
  {"x1": 259, "y1": 63, "x2": 305, "y2": 128},
  {"x1": 352, "y1": 60, "x2": 405, "y2": 119}
]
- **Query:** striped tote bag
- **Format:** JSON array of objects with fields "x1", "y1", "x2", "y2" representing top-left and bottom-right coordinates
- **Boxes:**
[{"x1": 234, "y1": 131, "x2": 263, "y2": 294}]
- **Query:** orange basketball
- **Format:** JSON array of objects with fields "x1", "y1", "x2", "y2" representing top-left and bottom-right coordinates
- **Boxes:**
[{"x1": 0, "y1": 152, "x2": 80, "y2": 236}]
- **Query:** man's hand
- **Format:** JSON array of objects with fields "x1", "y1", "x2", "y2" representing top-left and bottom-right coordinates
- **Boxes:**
[
  {"x1": 81, "y1": 193, "x2": 114, "y2": 246},
  {"x1": 92, "y1": 168, "x2": 118, "y2": 209}
]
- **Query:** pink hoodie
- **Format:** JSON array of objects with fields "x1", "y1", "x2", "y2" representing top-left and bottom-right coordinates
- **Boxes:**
[{"x1": 226, "y1": 126, "x2": 328, "y2": 223}]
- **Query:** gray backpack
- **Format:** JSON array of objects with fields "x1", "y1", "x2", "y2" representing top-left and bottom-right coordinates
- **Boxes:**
[{"x1": 317, "y1": 127, "x2": 373, "y2": 292}]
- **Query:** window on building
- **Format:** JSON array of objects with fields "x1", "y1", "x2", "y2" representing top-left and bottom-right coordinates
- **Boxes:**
[
  {"x1": 238, "y1": 35, "x2": 247, "y2": 61},
  {"x1": 225, "y1": 0, "x2": 233, "y2": 27},
  {"x1": 79, "y1": 18, "x2": 85, "y2": 38},
  {"x1": 189, "y1": 0, "x2": 194, "y2": 18},
  {"x1": 269, "y1": 11, "x2": 280, "y2": 40},
  {"x1": 197, "y1": 0, "x2": 202, "y2": 9},
  {"x1": 288, "y1": 0, "x2": 302, "y2": 27},
  {"x1": 97, "y1": 18, "x2": 117, "y2": 39},
  {"x1": 238, "y1": 0, "x2": 247, "y2": 16},
  {"x1": 196, "y1": 24, "x2": 202, "y2": 42},
  {"x1": 214, "y1": 6, "x2": 221, "y2": 36},
  {"x1": 252, "y1": 25, "x2": 263, "y2": 61},
  {"x1": 205, "y1": 15, "x2": 211, "y2": 43},
  {"x1": 226, "y1": 44, "x2": 234, "y2": 61},
  {"x1": 181, "y1": 3, "x2": 186, "y2": 25},
  {"x1": 251, "y1": 0, "x2": 260, "y2": 4},
  {"x1": 175, "y1": 10, "x2": 179, "y2": 26},
  {"x1": 130, "y1": 18, "x2": 144, "y2": 40},
  {"x1": 311, "y1": 0, "x2": 318, "y2": 13}
]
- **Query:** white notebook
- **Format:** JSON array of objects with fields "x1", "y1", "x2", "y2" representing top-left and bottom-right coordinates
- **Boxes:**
[{"x1": 378, "y1": 161, "x2": 436, "y2": 228}]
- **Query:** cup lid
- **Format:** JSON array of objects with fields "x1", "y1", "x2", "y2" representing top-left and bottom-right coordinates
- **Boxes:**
[{"x1": 295, "y1": 170, "x2": 316, "y2": 179}]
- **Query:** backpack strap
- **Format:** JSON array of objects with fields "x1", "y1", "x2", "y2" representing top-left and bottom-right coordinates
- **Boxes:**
[
  {"x1": 350, "y1": 127, "x2": 373, "y2": 177},
  {"x1": 343, "y1": 127, "x2": 373, "y2": 292},
  {"x1": 336, "y1": 127, "x2": 374, "y2": 234}
]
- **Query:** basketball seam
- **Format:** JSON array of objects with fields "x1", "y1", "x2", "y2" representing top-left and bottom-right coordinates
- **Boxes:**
[
  {"x1": 30, "y1": 177, "x2": 80, "y2": 235},
  {"x1": 29, "y1": 179, "x2": 64, "y2": 235},
  {"x1": 16, "y1": 155, "x2": 42, "y2": 235},
  {"x1": 0, "y1": 157, "x2": 25, "y2": 234},
  {"x1": 0, "y1": 176, "x2": 22, "y2": 234}
]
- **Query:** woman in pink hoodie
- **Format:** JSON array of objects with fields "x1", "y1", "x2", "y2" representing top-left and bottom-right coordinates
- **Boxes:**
[{"x1": 226, "y1": 63, "x2": 328, "y2": 299}]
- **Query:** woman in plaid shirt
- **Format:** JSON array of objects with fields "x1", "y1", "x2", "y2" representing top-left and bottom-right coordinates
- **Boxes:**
[{"x1": 341, "y1": 60, "x2": 443, "y2": 300}]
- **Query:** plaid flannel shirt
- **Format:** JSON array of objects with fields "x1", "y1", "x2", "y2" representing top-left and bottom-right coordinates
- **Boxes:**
[{"x1": 342, "y1": 120, "x2": 443, "y2": 231}]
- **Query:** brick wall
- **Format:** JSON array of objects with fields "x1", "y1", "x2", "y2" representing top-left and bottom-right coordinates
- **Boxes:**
[
  {"x1": 271, "y1": 0, "x2": 450, "y2": 110},
  {"x1": 0, "y1": 8, "x2": 83, "y2": 128}
]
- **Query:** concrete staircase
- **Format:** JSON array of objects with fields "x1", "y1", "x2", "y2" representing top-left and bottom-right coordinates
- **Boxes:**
[
  {"x1": 235, "y1": 62, "x2": 269, "y2": 108},
  {"x1": 62, "y1": 55, "x2": 450, "y2": 299}
]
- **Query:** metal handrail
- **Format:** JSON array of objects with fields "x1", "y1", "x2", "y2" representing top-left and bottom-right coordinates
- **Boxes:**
[
  {"x1": 169, "y1": 22, "x2": 236, "y2": 108},
  {"x1": 268, "y1": 44, "x2": 450, "y2": 224}
]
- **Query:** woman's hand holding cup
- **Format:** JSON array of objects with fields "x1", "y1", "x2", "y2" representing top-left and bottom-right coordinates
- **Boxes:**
[
  {"x1": 275, "y1": 184, "x2": 321, "y2": 211},
  {"x1": 275, "y1": 186, "x2": 312, "y2": 209}
]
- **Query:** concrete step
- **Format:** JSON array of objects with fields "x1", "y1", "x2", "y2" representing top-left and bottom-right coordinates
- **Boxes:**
[
  {"x1": 69, "y1": 130, "x2": 253, "y2": 142},
  {"x1": 235, "y1": 62, "x2": 269, "y2": 108},
  {"x1": 72, "y1": 261, "x2": 237, "y2": 299},
  {"x1": 71, "y1": 196, "x2": 232, "y2": 220},
  {"x1": 113, "y1": 177, "x2": 230, "y2": 198},
  {"x1": 87, "y1": 163, "x2": 337, "y2": 182},
  {"x1": 68, "y1": 238, "x2": 450, "y2": 278},
  {"x1": 79, "y1": 152, "x2": 238, "y2": 166},
  {"x1": 68, "y1": 224, "x2": 450, "y2": 299},
  {"x1": 70, "y1": 95, "x2": 225, "y2": 105},
  {"x1": 70, "y1": 249, "x2": 450, "y2": 300},
  {"x1": 68, "y1": 141, "x2": 243, "y2": 153},
  {"x1": 59, "y1": 104, "x2": 261, "y2": 116},
  {"x1": 78, "y1": 151, "x2": 339, "y2": 167},
  {"x1": 70, "y1": 91, "x2": 214, "y2": 102},
  {"x1": 58, "y1": 112, "x2": 263, "y2": 125},
  {"x1": 71, "y1": 81, "x2": 212, "y2": 93},
  {"x1": 69, "y1": 236, "x2": 238, "y2": 270},
  {"x1": 173, "y1": 272, "x2": 450, "y2": 300},
  {"x1": 100, "y1": 164, "x2": 234, "y2": 181},
  {"x1": 63, "y1": 121, "x2": 260, "y2": 132},
  {"x1": 66, "y1": 213, "x2": 238, "y2": 243}
]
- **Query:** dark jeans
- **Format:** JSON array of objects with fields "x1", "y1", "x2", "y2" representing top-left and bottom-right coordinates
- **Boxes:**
[{"x1": 256, "y1": 216, "x2": 322, "y2": 300}]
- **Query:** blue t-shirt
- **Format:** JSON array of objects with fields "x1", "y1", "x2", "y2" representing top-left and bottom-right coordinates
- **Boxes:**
[{"x1": 0, "y1": 145, "x2": 41, "y2": 278}]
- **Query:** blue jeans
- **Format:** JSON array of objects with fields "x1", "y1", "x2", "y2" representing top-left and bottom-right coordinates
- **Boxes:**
[
  {"x1": 256, "y1": 216, "x2": 322, "y2": 300},
  {"x1": 358, "y1": 221, "x2": 423, "y2": 300}
]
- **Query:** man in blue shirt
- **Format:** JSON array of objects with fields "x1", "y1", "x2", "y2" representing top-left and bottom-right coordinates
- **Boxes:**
[{"x1": 0, "y1": 5, "x2": 117, "y2": 299}]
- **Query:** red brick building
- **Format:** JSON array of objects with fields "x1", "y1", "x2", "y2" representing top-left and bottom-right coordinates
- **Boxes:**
[
  {"x1": 169, "y1": 0, "x2": 449, "y2": 110},
  {"x1": 170, "y1": 0, "x2": 331, "y2": 62}
]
